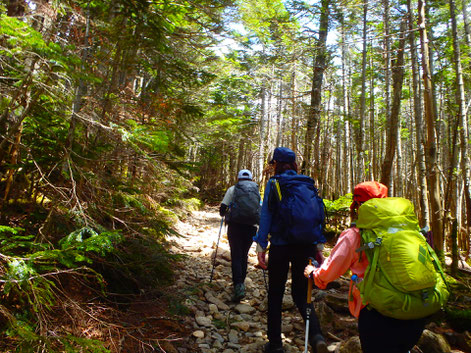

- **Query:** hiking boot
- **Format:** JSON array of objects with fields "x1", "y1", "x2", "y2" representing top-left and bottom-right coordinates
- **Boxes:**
[
  {"x1": 310, "y1": 334, "x2": 328, "y2": 353},
  {"x1": 232, "y1": 283, "x2": 245, "y2": 302},
  {"x1": 263, "y1": 342, "x2": 285, "y2": 353}
]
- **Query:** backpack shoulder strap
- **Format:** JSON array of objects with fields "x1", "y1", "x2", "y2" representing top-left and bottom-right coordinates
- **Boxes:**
[
  {"x1": 360, "y1": 238, "x2": 381, "y2": 305},
  {"x1": 269, "y1": 177, "x2": 282, "y2": 202},
  {"x1": 426, "y1": 242, "x2": 449, "y2": 290}
]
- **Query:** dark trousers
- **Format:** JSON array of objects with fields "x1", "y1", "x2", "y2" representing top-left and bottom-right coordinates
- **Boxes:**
[
  {"x1": 227, "y1": 223, "x2": 256, "y2": 286},
  {"x1": 358, "y1": 307, "x2": 427, "y2": 353},
  {"x1": 267, "y1": 244, "x2": 323, "y2": 346}
]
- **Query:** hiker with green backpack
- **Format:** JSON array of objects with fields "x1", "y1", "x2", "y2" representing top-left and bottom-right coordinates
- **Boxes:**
[
  {"x1": 254, "y1": 147, "x2": 328, "y2": 353},
  {"x1": 220, "y1": 169, "x2": 261, "y2": 302},
  {"x1": 304, "y1": 181, "x2": 449, "y2": 353}
]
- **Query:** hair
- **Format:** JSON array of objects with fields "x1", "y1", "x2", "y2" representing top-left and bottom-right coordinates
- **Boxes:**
[
  {"x1": 275, "y1": 161, "x2": 298, "y2": 175},
  {"x1": 350, "y1": 202, "x2": 360, "y2": 220}
]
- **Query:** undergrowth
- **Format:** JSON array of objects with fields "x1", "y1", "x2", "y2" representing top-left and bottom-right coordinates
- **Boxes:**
[{"x1": 0, "y1": 163, "x2": 201, "y2": 352}]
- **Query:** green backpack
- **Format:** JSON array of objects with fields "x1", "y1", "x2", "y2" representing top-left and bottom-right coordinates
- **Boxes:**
[{"x1": 355, "y1": 197, "x2": 449, "y2": 320}]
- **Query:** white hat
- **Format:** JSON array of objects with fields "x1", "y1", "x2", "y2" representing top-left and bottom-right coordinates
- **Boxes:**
[{"x1": 237, "y1": 169, "x2": 253, "y2": 180}]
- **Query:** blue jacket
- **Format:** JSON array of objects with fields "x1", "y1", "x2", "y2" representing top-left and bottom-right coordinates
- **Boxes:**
[{"x1": 253, "y1": 170, "x2": 293, "y2": 249}]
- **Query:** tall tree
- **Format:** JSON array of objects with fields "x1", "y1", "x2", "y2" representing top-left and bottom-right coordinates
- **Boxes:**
[
  {"x1": 303, "y1": 0, "x2": 330, "y2": 177},
  {"x1": 449, "y1": 0, "x2": 471, "y2": 257},
  {"x1": 380, "y1": 18, "x2": 407, "y2": 190},
  {"x1": 407, "y1": 0, "x2": 429, "y2": 226},
  {"x1": 418, "y1": 0, "x2": 444, "y2": 255}
]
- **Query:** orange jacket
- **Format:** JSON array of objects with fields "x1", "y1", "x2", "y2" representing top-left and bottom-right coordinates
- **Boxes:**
[{"x1": 312, "y1": 227, "x2": 369, "y2": 318}]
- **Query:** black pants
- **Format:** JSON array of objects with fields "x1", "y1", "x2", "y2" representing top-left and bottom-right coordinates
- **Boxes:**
[
  {"x1": 227, "y1": 223, "x2": 256, "y2": 286},
  {"x1": 267, "y1": 244, "x2": 323, "y2": 347},
  {"x1": 358, "y1": 307, "x2": 427, "y2": 353}
]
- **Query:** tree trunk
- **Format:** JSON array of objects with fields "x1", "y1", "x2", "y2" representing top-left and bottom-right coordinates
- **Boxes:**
[
  {"x1": 369, "y1": 53, "x2": 376, "y2": 181},
  {"x1": 449, "y1": 0, "x2": 471, "y2": 260},
  {"x1": 259, "y1": 85, "x2": 267, "y2": 183},
  {"x1": 275, "y1": 80, "x2": 283, "y2": 147},
  {"x1": 407, "y1": 0, "x2": 429, "y2": 226},
  {"x1": 303, "y1": 0, "x2": 330, "y2": 175},
  {"x1": 418, "y1": 0, "x2": 444, "y2": 256},
  {"x1": 380, "y1": 19, "x2": 407, "y2": 191},
  {"x1": 290, "y1": 69, "x2": 298, "y2": 152},
  {"x1": 357, "y1": 0, "x2": 368, "y2": 182},
  {"x1": 383, "y1": 0, "x2": 391, "y2": 151}
]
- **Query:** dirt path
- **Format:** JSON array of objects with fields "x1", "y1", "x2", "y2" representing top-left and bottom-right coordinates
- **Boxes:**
[{"x1": 167, "y1": 207, "x2": 340, "y2": 353}]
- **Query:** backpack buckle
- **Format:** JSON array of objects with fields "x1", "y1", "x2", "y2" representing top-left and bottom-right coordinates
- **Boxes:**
[{"x1": 356, "y1": 237, "x2": 383, "y2": 253}]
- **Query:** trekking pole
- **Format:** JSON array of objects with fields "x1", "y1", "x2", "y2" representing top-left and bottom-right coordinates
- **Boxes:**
[
  {"x1": 304, "y1": 257, "x2": 319, "y2": 353},
  {"x1": 209, "y1": 217, "x2": 224, "y2": 284}
]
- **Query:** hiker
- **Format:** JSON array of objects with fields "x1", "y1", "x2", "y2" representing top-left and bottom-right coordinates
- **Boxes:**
[
  {"x1": 304, "y1": 181, "x2": 431, "y2": 353},
  {"x1": 220, "y1": 169, "x2": 261, "y2": 302},
  {"x1": 254, "y1": 147, "x2": 328, "y2": 353}
]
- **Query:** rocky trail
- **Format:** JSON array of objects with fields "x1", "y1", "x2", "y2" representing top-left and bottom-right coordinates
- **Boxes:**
[{"x1": 165, "y1": 207, "x2": 470, "y2": 353}]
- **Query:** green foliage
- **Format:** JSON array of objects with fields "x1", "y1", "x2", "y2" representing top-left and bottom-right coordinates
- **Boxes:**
[
  {"x1": 324, "y1": 193, "x2": 353, "y2": 214},
  {"x1": 0, "y1": 225, "x2": 121, "y2": 352},
  {"x1": 60, "y1": 335, "x2": 110, "y2": 353},
  {"x1": 5, "y1": 322, "x2": 110, "y2": 353},
  {"x1": 180, "y1": 197, "x2": 202, "y2": 211},
  {"x1": 237, "y1": 0, "x2": 298, "y2": 46},
  {"x1": 59, "y1": 227, "x2": 123, "y2": 262},
  {"x1": 113, "y1": 236, "x2": 179, "y2": 289}
]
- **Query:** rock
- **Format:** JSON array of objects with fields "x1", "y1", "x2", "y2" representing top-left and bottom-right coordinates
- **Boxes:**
[
  {"x1": 192, "y1": 330, "x2": 205, "y2": 338},
  {"x1": 195, "y1": 312, "x2": 212, "y2": 327},
  {"x1": 315, "y1": 301, "x2": 336, "y2": 331},
  {"x1": 281, "y1": 323, "x2": 293, "y2": 333},
  {"x1": 338, "y1": 336, "x2": 362, "y2": 353},
  {"x1": 227, "y1": 342, "x2": 242, "y2": 349},
  {"x1": 231, "y1": 321, "x2": 251, "y2": 331},
  {"x1": 417, "y1": 329, "x2": 451, "y2": 353},
  {"x1": 235, "y1": 303, "x2": 255, "y2": 314},
  {"x1": 327, "y1": 342, "x2": 340, "y2": 352},
  {"x1": 205, "y1": 292, "x2": 230, "y2": 310},
  {"x1": 213, "y1": 331, "x2": 225, "y2": 343},
  {"x1": 228, "y1": 329, "x2": 239, "y2": 343},
  {"x1": 322, "y1": 291, "x2": 350, "y2": 314},
  {"x1": 208, "y1": 303, "x2": 218, "y2": 313},
  {"x1": 245, "y1": 277, "x2": 254, "y2": 288},
  {"x1": 281, "y1": 296, "x2": 295, "y2": 310}
]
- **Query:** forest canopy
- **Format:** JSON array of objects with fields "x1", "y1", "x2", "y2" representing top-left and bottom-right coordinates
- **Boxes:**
[{"x1": 0, "y1": 0, "x2": 470, "y2": 351}]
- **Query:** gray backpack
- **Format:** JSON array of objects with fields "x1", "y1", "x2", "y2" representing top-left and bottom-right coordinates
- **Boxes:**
[{"x1": 228, "y1": 181, "x2": 261, "y2": 225}]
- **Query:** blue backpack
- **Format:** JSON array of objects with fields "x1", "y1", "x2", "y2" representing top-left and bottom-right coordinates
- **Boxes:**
[{"x1": 269, "y1": 174, "x2": 326, "y2": 244}]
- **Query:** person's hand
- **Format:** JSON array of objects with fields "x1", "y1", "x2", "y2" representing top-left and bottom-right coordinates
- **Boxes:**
[
  {"x1": 257, "y1": 251, "x2": 267, "y2": 270},
  {"x1": 219, "y1": 204, "x2": 228, "y2": 217},
  {"x1": 304, "y1": 264, "x2": 315, "y2": 278}
]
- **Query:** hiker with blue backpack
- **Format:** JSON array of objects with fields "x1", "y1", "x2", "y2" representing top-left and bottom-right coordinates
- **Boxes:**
[
  {"x1": 304, "y1": 181, "x2": 449, "y2": 353},
  {"x1": 220, "y1": 169, "x2": 261, "y2": 302},
  {"x1": 254, "y1": 147, "x2": 328, "y2": 353}
]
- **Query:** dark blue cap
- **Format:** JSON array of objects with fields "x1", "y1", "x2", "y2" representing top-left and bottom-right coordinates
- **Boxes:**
[{"x1": 269, "y1": 147, "x2": 296, "y2": 164}]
